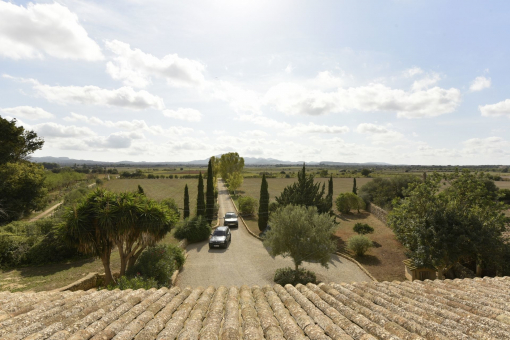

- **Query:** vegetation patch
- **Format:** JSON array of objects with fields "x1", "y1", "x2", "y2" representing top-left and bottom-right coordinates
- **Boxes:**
[{"x1": 273, "y1": 267, "x2": 317, "y2": 285}]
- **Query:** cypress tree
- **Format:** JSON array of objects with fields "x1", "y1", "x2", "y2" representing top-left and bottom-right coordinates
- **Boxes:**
[
  {"x1": 137, "y1": 184, "x2": 144, "y2": 195},
  {"x1": 352, "y1": 177, "x2": 357, "y2": 195},
  {"x1": 183, "y1": 184, "x2": 190, "y2": 219},
  {"x1": 206, "y1": 158, "x2": 215, "y2": 224},
  {"x1": 328, "y1": 175, "x2": 333, "y2": 211},
  {"x1": 258, "y1": 174, "x2": 269, "y2": 231},
  {"x1": 197, "y1": 171, "x2": 205, "y2": 217}
]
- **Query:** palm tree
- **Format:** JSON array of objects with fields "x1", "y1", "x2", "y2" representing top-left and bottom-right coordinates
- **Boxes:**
[{"x1": 62, "y1": 189, "x2": 177, "y2": 284}]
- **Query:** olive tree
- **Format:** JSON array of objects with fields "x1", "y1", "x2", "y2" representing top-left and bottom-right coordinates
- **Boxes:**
[
  {"x1": 335, "y1": 192, "x2": 365, "y2": 214},
  {"x1": 263, "y1": 205, "x2": 336, "y2": 275}
]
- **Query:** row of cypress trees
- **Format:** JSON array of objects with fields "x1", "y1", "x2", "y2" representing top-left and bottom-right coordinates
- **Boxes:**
[{"x1": 182, "y1": 158, "x2": 216, "y2": 225}]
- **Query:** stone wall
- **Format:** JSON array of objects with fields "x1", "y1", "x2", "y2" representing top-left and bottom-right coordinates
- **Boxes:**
[{"x1": 366, "y1": 202, "x2": 388, "y2": 225}]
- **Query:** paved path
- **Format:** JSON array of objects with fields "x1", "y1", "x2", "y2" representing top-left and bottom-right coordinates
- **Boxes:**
[{"x1": 176, "y1": 180, "x2": 371, "y2": 287}]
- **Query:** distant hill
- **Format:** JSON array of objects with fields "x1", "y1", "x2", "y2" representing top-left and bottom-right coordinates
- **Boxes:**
[{"x1": 30, "y1": 156, "x2": 393, "y2": 166}]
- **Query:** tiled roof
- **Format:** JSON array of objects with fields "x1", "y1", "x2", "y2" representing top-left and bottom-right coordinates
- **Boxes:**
[{"x1": 1, "y1": 277, "x2": 510, "y2": 339}]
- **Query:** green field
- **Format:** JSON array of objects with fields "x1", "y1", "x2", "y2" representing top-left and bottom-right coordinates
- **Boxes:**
[
  {"x1": 235, "y1": 177, "x2": 373, "y2": 203},
  {"x1": 103, "y1": 178, "x2": 199, "y2": 217}
]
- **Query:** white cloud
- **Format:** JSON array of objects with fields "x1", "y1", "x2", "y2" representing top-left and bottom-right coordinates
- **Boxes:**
[
  {"x1": 469, "y1": 76, "x2": 491, "y2": 92},
  {"x1": 479, "y1": 99, "x2": 510, "y2": 117},
  {"x1": 356, "y1": 123, "x2": 404, "y2": 144},
  {"x1": 284, "y1": 63, "x2": 293, "y2": 74},
  {"x1": 411, "y1": 73, "x2": 441, "y2": 91},
  {"x1": 282, "y1": 123, "x2": 350, "y2": 136},
  {"x1": 86, "y1": 131, "x2": 144, "y2": 149},
  {"x1": 404, "y1": 67, "x2": 424, "y2": 77},
  {"x1": 265, "y1": 81, "x2": 461, "y2": 118},
  {"x1": 5, "y1": 76, "x2": 165, "y2": 110},
  {"x1": 0, "y1": 1, "x2": 103, "y2": 60},
  {"x1": 209, "y1": 80, "x2": 262, "y2": 114},
  {"x1": 32, "y1": 122, "x2": 95, "y2": 138},
  {"x1": 0, "y1": 106, "x2": 54, "y2": 120},
  {"x1": 105, "y1": 40, "x2": 205, "y2": 88},
  {"x1": 245, "y1": 130, "x2": 268, "y2": 137},
  {"x1": 162, "y1": 108, "x2": 202, "y2": 122},
  {"x1": 462, "y1": 137, "x2": 510, "y2": 156}
]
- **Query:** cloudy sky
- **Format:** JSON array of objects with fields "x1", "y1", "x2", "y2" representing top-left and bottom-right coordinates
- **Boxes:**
[{"x1": 1, "y1": 0, "x2": 509, "y2": 165}]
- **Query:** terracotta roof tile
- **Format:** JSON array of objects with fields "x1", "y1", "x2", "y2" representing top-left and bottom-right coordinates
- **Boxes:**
[{"x1": 1, "y1": 277, "x2": 510, "y2": 339}]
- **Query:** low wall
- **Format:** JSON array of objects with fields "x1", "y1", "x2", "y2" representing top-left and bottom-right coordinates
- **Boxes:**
[{"x1": 366, "y1": 202, "x2": 388, "y2": 225}]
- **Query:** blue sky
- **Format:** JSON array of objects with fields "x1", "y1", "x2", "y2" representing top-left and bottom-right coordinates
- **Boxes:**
[{"x1": 1, "y1": 0, "x2": 509, "y2": 164}]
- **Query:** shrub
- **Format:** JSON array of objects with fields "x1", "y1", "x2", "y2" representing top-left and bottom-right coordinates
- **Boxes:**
[
  {"x1": 127, "y1": 244, "x2": 184, "y2": 287},
  {"x1": 335, "y1": 192, "x2": 365, "y2": 214},
  {"x1": 273, "y1": 267, "x2": 317, "y2": 285},
  {"x1": 95, "y1": 178, "x2": 104, "y2": 186},
  {"x1": 106, "y1": 275, "x2": 158, "y2": 290},
  {"x1": 347, "y1": 235, "x2": 372, "y2": 256},
  {"x1": 499, "y1": 188, "x2": 510, "y2": 202},
  {"x1": 238, "y1": 196, "x2": 258, "y2": 216},
  {"x1": 174, "y1": 216, "x2": 211, "y2": 243},
  {"x1": 268, "y1": 202, "x2": 279, "y2": 214},
  {"x1": 353, "y1": 223, "x2": 374, "y2": 235},
  {"x1": 161, "y1": 198, "x2": 179, "y2": 216}
]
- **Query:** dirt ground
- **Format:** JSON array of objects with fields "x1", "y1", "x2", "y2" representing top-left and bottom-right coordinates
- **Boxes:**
[{"x1": 333, "y1": 211, "x2": 407, "y2": 282}]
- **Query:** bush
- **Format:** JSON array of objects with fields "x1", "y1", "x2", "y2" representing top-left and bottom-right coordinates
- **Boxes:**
[
  {"x1": 273, "y1": 267, "x2": 317, "y2": 285},
  {"x1": 238, "y1": 196, "x2": 258, "y2": 216},
  {"x1": 347, "y1": 235, "x2": 372, "y2": 256},
  {"x1": 174, "y1": 216, "x2": 211, "y2": 243},
  {"x1": 106, "y1": 275, "x2": 158, "y2": 290},
  {"x1": 353, "y1": 223, "x2": 374, "y2": 235},
  {"x1": 127, "y1": 244, "x2": 185, "y2": 287},
  {"x1": 268, "y1": 202, "x2": 279, "y2": 214},
  {"x1": 95, "y1": 178, "x2": 104, "y2": 186},
  {"x1": 499, "y1": 188, "x2": 510, "y2": 202},
  {"x1": 161, "y1": 198, "x2": 179, "y2": 216},
  {"x1": 335, "y1": 192, "x2": 365, "y2": 214}
]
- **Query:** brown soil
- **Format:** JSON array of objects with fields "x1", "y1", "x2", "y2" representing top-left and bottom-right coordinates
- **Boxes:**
[{"x1": 334, "y1": 211, "x2": 407, "y2": 282}]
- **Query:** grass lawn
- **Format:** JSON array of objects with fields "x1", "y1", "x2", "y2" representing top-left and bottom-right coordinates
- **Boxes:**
[
  {"x1": 334, "y1": 212, "x2": 407, "y2": 282},
  {"x1": 0, "y1": 229, "x2": 181, "y2": 292},
  {"x1": 104, "y1": 178, "x2": 199, "y2": 216}
]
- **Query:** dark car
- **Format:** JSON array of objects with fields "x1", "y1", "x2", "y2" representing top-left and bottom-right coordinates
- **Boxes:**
[
  {"x1": 209, "y1": 226, "x2": 231, "y2": 249},
  {"x1": 224, "y1": 212, "x2": 238, "y2": 228}
]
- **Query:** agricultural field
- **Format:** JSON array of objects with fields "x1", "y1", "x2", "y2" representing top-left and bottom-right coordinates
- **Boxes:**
[
  {"x1": 103, "y1": 178, "x2": 199, "y2": 217},
  {"x1": 235, "y1": 177, "x2": 373, "y2": 203}
]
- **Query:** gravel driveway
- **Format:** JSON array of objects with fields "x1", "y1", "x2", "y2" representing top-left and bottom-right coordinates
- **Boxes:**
[{"x1": 176, "y1": 180, "x2": 371, "y2": 287}]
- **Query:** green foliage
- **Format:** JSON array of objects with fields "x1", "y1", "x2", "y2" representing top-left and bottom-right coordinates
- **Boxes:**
[
  {"x1": 0, "y1": 161, "x2": 47, "y2": 222},
  {"x1": 239, "y1": 196, "x2": 258, "y2": 216},
  {"x1": 263, "y1": 205, "x2": 336, "y2": 271},
  {"x1": 276, "y1": 164, "x2": 330, "y2": 214},
  {"x1": 161, "y1": 197, "x2": 179, "y2": 216},
  {"x1": 95, "y1": 178, "x2": 104, "y2": 186},
  {"x1": 196, "y1": 172, "x2": 205, "y2": 217},
  {"x1": 106, "y1": 275, "x2": 158, "y2": 290},
  {"x1": 319, "y1": 169, "x2": 328, "y2": 177},
  {"x1": 258, "y1": 174, "x2": 269, "y2": 231},
  {"x1": 44, "y1": 169, "x2": 86, "y2": 191},
  {"x1": 499, "y1": 188, "x2": 510, "y2": 201},
  {"x1": 226, "y1": 171, "x2": 243, "y2": 194},
  {"x1": 0, "y1": 116, "x2": 44, "y2": 165},
  {"x1": 127, "y1": 244, "x2": 184, "y2": 287},
  {"x1": 358, "y1": 175, "x2": 421, "y2": 209},
  {"x1": 361, "y1": 169, "x2": 372, "y2": 176},
  {"x1": 268, "y1": 202, "x2": 279, "y2": 215},
  {"x1": 388, "y1": 170, "x2": 507, "y2": 273},
  {"x1": 138, "y1": 184, "x2": 144, "y2": 194},
  {"x1": 326, "y1": 175, "x2": 333, "y2": 212},
  {"x1": 347, "y1": 235, "x2": 373, "y2": 256},
  {"x1": 206, "y1": 158, "x2": 215, "y2": 224},
  {"x1": 183, "y1": 184, "x2": 190, "y2": 219},
  {"x1": 273, "y1": 267, "x2": 317, "y2": 285},
  {"x1": 174, "y1": 215, "x2": 211, "y2": 243},
  {"x1": 219, "y1": 152, "x2": 245, "y2": 180},
  {"x1": 335, "y1": 192, "x2": 366, "y2": 214},
  {"x1": 353, "y1": 223, "x2": 374, "y2": 235},
  {"x1": 352, "y1": 178, "x2": 357, "y2": 195}
]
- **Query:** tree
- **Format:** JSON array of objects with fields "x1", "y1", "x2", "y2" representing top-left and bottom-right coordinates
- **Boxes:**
[
  {"x1": 361, "y1": 168, "x2": 371, "y2": 177},
  {"x1": 327, "y1": 175, "x2": 333, "y2": 212},
  {"x1": 258, "y1": 174, "x2": 269, "y2": 231},
  {"x1": 196, "y1": 172, "x2": 205, "y2": 217},
  {"x1": 226, "y1": 171, "x2": 243, "y2": 195},
  {"x1": 183, "y1": 184, "x2": 190, "y2": 219},
  {"x1": 352, "y1": 178, "x2": 357, "y2": 195},
  {"x1": 263, "y1": 205, "x2": 336, "y2": 274},
  {"x1": 0, "y1": 161, "x2": 47, "y2": 222},
  {"x1": 347, "y1": 235, "x2": 372, "y2": 256},
  {"x1": 206, "y1": 158, "x2": 215, "y2": 224},
  {"x1": 319, "y1": 169, "x2": 328, "y2": 177},
  {"x1": 388, "y1": 170, "x2": 507, "y2": 277},
  {"x1": 335, "y1": 192, "x2": 365, "y2": 214},
  {"x1": 0, "y1": 117, "x2": 44, "y2": 165},
  {"x1": 219, "y1": 152, "x2": 244, "y2": 179},
  {"x1": 358, "y1": 175, "x2": 421, "y2": 209},
  {"x1": 161, "y1": 197, "x2": 179, "y2": 216},
  {"x1": 276, "y1": 164, "x2": 329, "y2": 214},
  {"x1": 239, "y1": 196, "x2": 258, "y2": 216},
  {"x1": 210, "y1": 156, "x2": 220, "y2": 179},
  {"x1": 137, "y1": 185, "x2": 145, "y2": 195}
]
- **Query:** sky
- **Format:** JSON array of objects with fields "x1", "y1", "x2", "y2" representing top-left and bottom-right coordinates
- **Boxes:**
[{"x1": 1, "y1": 0, "x2": 509, "y2": 165}]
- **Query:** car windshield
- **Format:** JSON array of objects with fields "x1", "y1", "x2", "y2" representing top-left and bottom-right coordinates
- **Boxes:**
[
  {"x1": 225, "y1": 213, "x2": 236, "y2": 218},
  {"x1": 213, "y1": 230, "x2": 226, "y2": 236}
]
